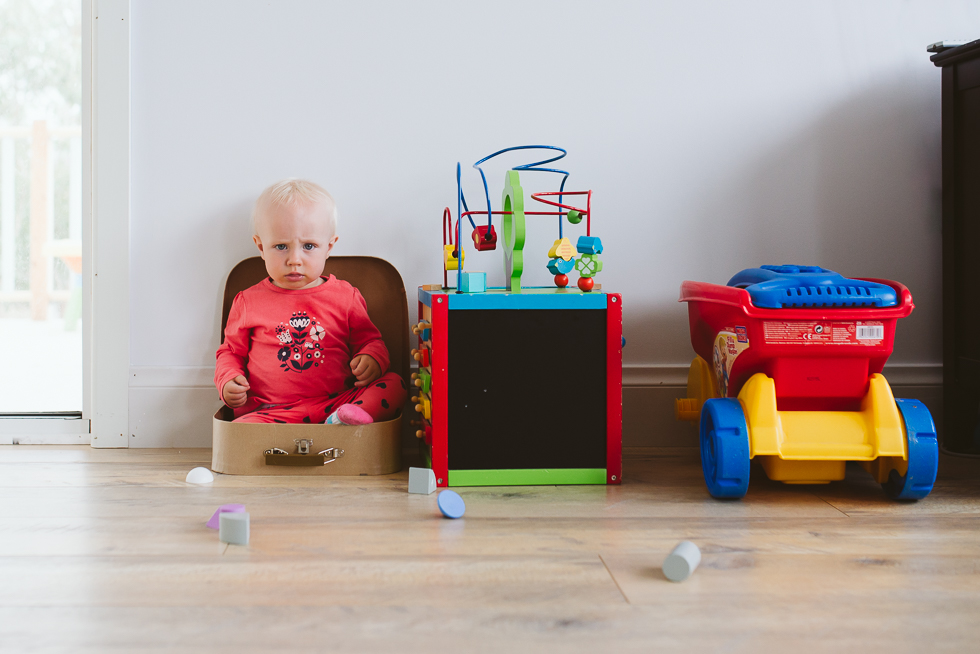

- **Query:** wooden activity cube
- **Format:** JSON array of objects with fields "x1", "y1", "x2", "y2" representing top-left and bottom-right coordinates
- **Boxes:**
[{"x1": 415, "y1": 286, "x2": 622, "y2": 487}]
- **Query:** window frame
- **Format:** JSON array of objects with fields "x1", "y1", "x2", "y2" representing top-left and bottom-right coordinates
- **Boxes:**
[{"x1": 0, "y1": 0, "x2": 130, "y2": 445}]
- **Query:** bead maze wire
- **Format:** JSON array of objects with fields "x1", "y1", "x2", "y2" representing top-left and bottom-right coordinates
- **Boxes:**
[
  {"x1": 442, "y1": 207, "x2": 453, "y2": 289},
  {"x1": 447, "y1": 145, "x2": 593, "y2": 283}
]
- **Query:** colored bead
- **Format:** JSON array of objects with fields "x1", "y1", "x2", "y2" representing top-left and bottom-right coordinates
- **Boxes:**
[
  {"x1": 576, "y1": 235, "x2": 603, "y2": 255},
  {"x1": 413, "y1": 396, "x2": 431, "y2": 420},
  {"x1": 554, "y1": 274, "x2": 569, "y2": 288},
  {"x1": 548, "y1": 237, "x2": 575, "y2": 261},
  {"x1": 578, "y1": 276, "x2": 595, "y2": 292},
  {"x1": 575, "y1": 253, "x2": 603, "y2": 277},
  {"x1": 414, "y1": 372, "x2": 431, "y2": 394},
  {"x1": 459, "y1": 271, "x2": 486, "y2": 293},
  {"x1": 471, "y1": 225, "x2": 497, "y2": 251},
  {"x1": 547, "y1": 257, "x2": 576, "y2": 275},
  {"x1": 443, "y1": 244, "x2": 464, "y2": 270},
  {"x1": 566, "y1": 209, "x2": 582, "y2": 224}
]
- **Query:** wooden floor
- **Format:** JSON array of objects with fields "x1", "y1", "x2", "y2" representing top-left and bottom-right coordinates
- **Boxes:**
[{"x1": 0, "y1": 447, "x2": 978, "y2": 653}]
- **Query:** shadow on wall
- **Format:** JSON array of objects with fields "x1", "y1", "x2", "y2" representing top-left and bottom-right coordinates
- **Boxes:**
[
  {"x1": 684, "y1": 78, "x2": 941, "y2": 365},
  {"x1": 209, "y1": 200, "x2": 260, "y2": 346},
  {"x1": 632, "y1": 74, "x2": 945, "y2": 449}
]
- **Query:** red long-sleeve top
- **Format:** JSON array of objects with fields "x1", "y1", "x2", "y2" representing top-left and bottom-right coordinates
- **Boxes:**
[{"x1": 214, "y1": 275, "x2": 390, "y2": 409}]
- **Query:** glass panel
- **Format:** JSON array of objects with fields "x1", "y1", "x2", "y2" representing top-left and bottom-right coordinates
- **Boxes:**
[{"x1": 0, "y1": 1, "x2": 83, "y2": 413}]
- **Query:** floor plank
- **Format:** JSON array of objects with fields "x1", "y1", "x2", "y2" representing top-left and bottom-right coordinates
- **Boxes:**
[{"x1": 0, "y1": 445, "x2": 977, "y2": 653}]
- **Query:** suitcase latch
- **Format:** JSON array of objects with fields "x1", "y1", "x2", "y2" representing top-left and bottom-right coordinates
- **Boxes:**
[
  {"x1": 294, "y1": 438, "x2": 313, "y2": 455},
  {"x1": 318, "y1": 447, "x2": 345, "y2": 465}
]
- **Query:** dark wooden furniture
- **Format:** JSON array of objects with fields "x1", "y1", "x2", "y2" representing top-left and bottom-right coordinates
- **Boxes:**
[{"x1": 932, "y1": 40, "x2": 980, "y2": 453}]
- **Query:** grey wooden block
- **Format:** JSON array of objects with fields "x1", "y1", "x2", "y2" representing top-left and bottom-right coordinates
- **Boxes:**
[
  {"x1": 408, "y1": 467, "x2": 437, "y2": 494},
  {"x1": 219, "y1": 511, "x2": 250, "y2": 545},
  {"x1": 662, "y1": 540, "x2": 701, "y2": 582}
]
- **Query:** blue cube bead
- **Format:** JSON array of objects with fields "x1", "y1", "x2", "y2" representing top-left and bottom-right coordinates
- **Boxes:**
[
  {"x1": 459, "y1": 271, "x2": 486, "y2": 293},
  {"x1": 576, "y1": 235, "x2": 603, "y2": 255}
]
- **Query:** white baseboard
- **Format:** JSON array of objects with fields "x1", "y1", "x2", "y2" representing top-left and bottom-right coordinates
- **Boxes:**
[
  {"x1": 128, "y1": 387, "x2": 222, "y2": 448},
  {"x1": 122, "y1": 364, "x2": 944, "y2": 449}
]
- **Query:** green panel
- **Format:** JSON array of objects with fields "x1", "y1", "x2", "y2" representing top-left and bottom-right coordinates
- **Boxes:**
[
  {"x1": 448, "y1": 468, "x2": 607, "y2": 487},
  {"x1": 501, "y1": 170, "x2": 526, "y2": 292}
]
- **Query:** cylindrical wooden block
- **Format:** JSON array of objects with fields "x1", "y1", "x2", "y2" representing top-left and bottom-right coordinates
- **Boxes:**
[
  {"x1": 219, "y1": 511, "x2": 250, "y2": 545},
  {"x1": 662, "y1": 541, "x2": 701, "y2": 582}
]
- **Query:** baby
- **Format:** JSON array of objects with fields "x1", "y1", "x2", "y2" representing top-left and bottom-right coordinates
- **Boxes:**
[{"x1": 215, "y1": 179, "x2": 407, "y2": 425}]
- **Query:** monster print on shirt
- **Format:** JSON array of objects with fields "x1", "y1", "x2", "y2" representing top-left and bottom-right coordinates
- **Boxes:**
[{"x1": 276, "y1": 311, "x2": 325, "y2": 372}]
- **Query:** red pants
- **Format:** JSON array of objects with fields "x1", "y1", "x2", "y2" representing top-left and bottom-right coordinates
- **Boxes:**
[{"x1": 233, "y1": 372, "x2": 407, "y2": 424}]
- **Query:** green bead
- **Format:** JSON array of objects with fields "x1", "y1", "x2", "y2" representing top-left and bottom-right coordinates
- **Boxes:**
[
  {"x1": 566, "y1": 209, "x2": 582, "y2": 224},
  {"x1": 576, "y1": 254, "x2": 603, "y2": 277}
]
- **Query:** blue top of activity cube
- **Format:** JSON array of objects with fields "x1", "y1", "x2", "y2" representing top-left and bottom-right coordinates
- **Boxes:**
[
  {"x1": 419, "y1": 286, "x2": 609, "y2": 309},
  {"x1": 726, "y1": 265, "x2": 898, "y2": 309}
]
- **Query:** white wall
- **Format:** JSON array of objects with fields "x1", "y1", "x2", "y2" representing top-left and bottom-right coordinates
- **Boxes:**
[{"x1": 128, "y1": 0, "x2": 976, "y2": 446}]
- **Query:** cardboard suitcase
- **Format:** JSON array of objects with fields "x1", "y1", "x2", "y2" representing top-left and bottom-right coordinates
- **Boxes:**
[{"x1": 211, "y1": 256, "x2": 409, "y2": 476}]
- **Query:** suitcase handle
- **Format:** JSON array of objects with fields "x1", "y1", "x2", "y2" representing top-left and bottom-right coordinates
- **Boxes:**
[{"x1": 263, "y1": 446, "x2": 345, "y2": 467}]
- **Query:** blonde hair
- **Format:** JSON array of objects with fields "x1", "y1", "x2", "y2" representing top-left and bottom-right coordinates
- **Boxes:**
[{"x1": 252, "y1": 179, "x2": 337, "y2": 234}]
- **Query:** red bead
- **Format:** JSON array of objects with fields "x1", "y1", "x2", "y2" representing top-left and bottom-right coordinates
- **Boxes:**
[
  {"x1": 577, "y1": 276, "x2": 594, "y2": 292},
  {"x1": 554, "y1": 274, "x2": 569, "y2": 288},
  {"x1": 471, "y1": 225, "x2": 497, "y2": 251}
]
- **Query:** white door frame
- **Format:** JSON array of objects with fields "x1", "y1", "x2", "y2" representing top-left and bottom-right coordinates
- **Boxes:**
[
  {"x1": 0, "y1": 0, "x2": 129, "y2": 446},
  {"x1": 86, "y1": 0, "x2": 130, "y2": 448}
]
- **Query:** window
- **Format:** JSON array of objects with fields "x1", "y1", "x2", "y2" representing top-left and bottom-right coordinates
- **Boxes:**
[{"x1": 0, "y1": 1, "x2": 84, "y2": 417}]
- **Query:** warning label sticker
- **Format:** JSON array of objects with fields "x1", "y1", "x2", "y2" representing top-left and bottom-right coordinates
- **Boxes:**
[
  {"x1": 713, "y1": 329, "x2": 750, "y2": 397},
  {"x1": 762, "y1": 321, "x2": 884, "y2": 346}
]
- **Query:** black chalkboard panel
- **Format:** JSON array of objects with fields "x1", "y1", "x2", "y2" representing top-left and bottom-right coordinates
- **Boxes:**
[{"x1": 447, "y1": 308, "x2": 607, "y2": 470}]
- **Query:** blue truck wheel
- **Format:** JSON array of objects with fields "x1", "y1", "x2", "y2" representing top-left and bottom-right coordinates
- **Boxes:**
[
  {"x1": 699, "y1": 398, "x2": 751, "y2": 498},
  {"x1": 883, "y1": 399, "x2": 939, "y2": 500}
]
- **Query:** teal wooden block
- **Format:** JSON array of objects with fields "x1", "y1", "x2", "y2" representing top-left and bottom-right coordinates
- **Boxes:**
[{"x1": 459, "y1": 271, "x2": 486, "y2": 293}]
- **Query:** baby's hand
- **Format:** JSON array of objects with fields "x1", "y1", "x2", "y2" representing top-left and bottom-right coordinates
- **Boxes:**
[
  {"x1": 350, "y1": 354, "x2": 381, "y2": 387},
  {"x1": 222, "y1": 375, "x2": 250, "y2": 407}
]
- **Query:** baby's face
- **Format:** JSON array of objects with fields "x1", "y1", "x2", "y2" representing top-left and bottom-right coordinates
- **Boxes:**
[{"x1": 253, "y1": 199, "x2": 338, "y2": 290}]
